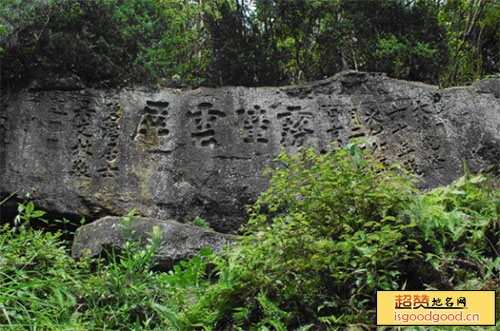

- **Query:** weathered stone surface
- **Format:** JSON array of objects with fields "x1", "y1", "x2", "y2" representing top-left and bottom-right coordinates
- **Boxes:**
[
  {"x1": 71, "y1": 216, "x2": 237, "y2": 270},
  {"x1": 1, "y1": 71, "x2": 499, "y2": 232}
]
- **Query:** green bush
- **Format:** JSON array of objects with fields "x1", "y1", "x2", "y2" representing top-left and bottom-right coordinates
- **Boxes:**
[
  {"x1": 403, "y1": 170, "x2": 500, "y2": 288},
  {"x1": 182, "y1": 144, "x2": 500, "y2": 329},
  {"x1": 185, "y1": 144, "x2": 426, "y2": 328}
]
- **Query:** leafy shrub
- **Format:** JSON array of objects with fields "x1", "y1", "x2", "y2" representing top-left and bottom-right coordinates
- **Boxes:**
[
  {"x1": 403, "y1": 170, "x2": 500, "y2": 288},
  {"x1": 185, "y1": 144, "x2": 428, "y2": 328},
  {"x1": 183, "y1": 144, "x2": 500, "y2": 329}
]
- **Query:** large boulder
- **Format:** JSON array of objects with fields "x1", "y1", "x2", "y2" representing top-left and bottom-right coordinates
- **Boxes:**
[
  {"x1": 71, "y1": 216, "x2": 237, "y2": 270},
  {"x1": 1, "y1": 71, "x2": 499, "y2": 232}
]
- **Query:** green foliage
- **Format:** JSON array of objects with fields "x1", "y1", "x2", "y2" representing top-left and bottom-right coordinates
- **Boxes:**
[
  {"x1": 252, "y1": 0, "x2": 448, "y2": 85},
  {"x1": 403, "y1": 170, "x2": 500, "y2": 286},
  {"x1": 0, "y1": 24, "x2": 6, "y2": 52},
  {"x1": 0, "y1": 0, "x2": 207, "y2": 88},
  {"x1": 0, "y1": 145, "x2": 499, "y2": 329},
  {"x1": 0, "y1": 202, "x2": 84, "y2": 329},
  {"x1": 0, "y1": 205, "x2": 213, "y2": 329},
  {"x1": 439, "y1": 0, "x2": 500, "y2": 86},
  {"x1": 205, "y1": 0, "x2": 286, "y2": 86},
  {"x1": 184, "y1": 144, "x2": 423, "y2": 328},
  {"x1": 187, "y1": 216, "x2": 214, "y2": 230},
  {"x1": 76, "y1": 210, "x2": 164, "y2": 329},
  {"x1": 74, "y1": 209, "x2": 214, "y2": 329},
  {"x1": 180, "y1": 144, "x2": 500, "y2": 329},
  {"x1": 1, "y1": 0, "x2": 498, "y2": 87}
]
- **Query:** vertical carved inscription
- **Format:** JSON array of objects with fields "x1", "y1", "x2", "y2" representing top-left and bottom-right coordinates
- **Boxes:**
[
  {"x1": 278, "y1": 105, "x2": 314, "y2": 147},
  {"x1": 413, "y1": 98, "x2": 447, "y2": 172},
  {"x1": 321, "y1": 103, "x2": 348, "y2": 145},
  {"x1": 34, "y1": 96, "x2": 68, "y2": 150},
  {"x1": 387, "y1": 100, "x2": 422, "y2": 175},
  {"x1": 347, "y1": 101, "x2": 386, "y2": 139},
  {"x1": 348, "y1": 107, "x2": 366, "y2": 139},
  {"x1": 367, "y1": 99, "x2": 422, "y2": 174},
  {"x1": 97, "y1": 103, "x2": 121, "y2": 178},
  {"x1": 394, "y1": 141, "x2": 419, "y2": 173},
  {"x1": 348, "y1": 97, "x2": 448, "y2": 176},
  {"x1": 0, "y1": 96, "x2": 8, "y2": 170},
  {"x1": 70, "y1": 101, "x2": 95, "y2": 179},
  {"x1": 46, "y1": 121, "x2": 62, "y2": 149},
  {"x1": 360, "y1": 104, "x2": 383, "y2": 135},
  {"x1": 187, "y1": 102, "x2": 226, "y2": 148},
  {"x1": 236, "y1": 105, "x2": 270, "y2": 144},
  {"x1": 422, "y1": 126, "x2": 446, "y2": 171},
  {"x1": 135, "y1": 101, "x2": 170, "y2": 145}
]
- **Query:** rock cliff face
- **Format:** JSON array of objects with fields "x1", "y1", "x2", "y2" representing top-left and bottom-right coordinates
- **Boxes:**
[{"x1": 1, "y1": 71, "x2": 499, "y2": 232}]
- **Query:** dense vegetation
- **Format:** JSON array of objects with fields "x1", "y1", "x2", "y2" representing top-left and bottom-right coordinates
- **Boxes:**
[
  {"x1": 0, "y1": 0, "x2": 499, "y2": 328},
  {"x1": 0, "y1": 0, "x2": 499, "y2": 88},
  {"x1": 0, "y1": 144, "x2": 498, "y2": 329}
]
